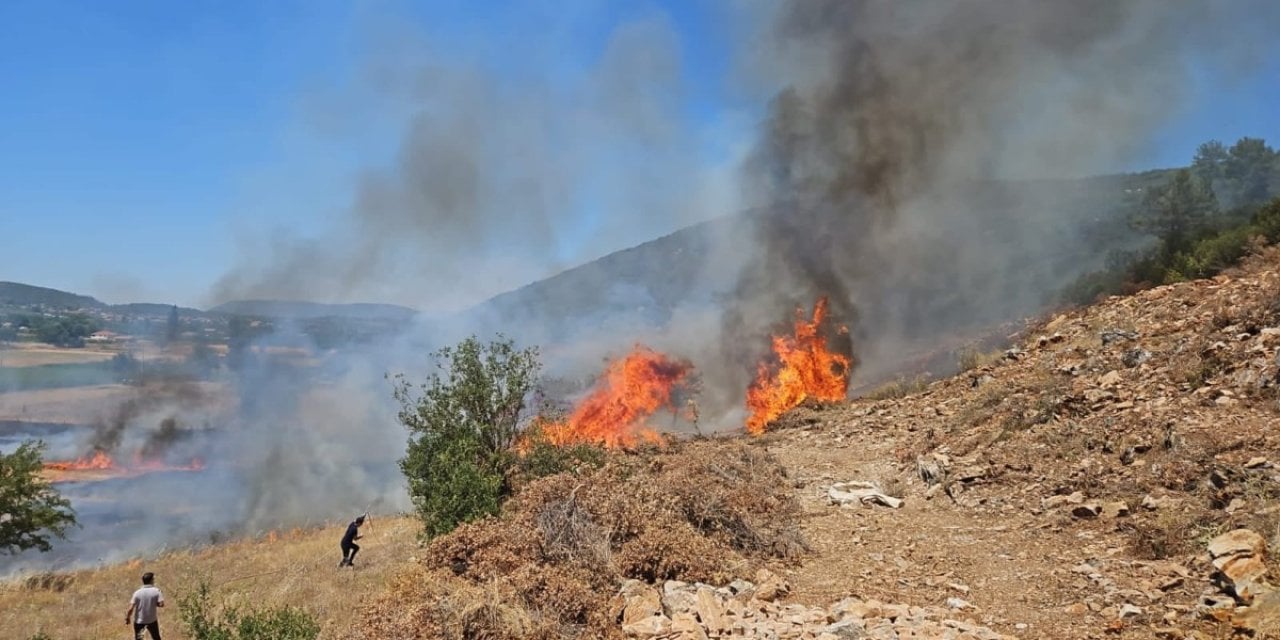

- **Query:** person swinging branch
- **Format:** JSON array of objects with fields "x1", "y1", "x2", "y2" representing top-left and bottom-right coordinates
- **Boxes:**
[{"x1": 339, "y1": 515, "x2": 365, "y2": 567}]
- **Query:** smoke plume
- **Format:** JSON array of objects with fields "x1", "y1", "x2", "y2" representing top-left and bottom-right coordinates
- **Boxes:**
[
  {"x1": 720, "y1": 0, "x2": 1280, "y2": 391},
  {"x1": 212, "y1": 13, "x2": 740, "y2": 313}
]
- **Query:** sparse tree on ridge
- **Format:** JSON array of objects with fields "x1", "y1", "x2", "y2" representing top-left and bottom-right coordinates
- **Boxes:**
[
  {"x1": 1223, "y1": 137, "x2": 1278, "y2": 207},
  {"x1": 165, "y1": 305, "x2": 180, "y2": 345},
  {"x1": 1132, "y1": 168, "x2": 1218, "y2": 254},
  {"x1": 0, "y1": 441, "x2": 77, "y2": 555}
]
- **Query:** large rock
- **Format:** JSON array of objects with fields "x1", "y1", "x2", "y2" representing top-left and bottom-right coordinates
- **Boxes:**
[
  {"x1": 695, "y1": 586, "x2": 728, "y2": 633},
  {"x1": 620, "y1": 579, "x2": 663, "y2": 625},
  {"x1": 1208, "y1": 529, "x2": 1273, "y2": 603},
  {"x1": 754, "y1": 569, "x2": 791, "y2": 602},
  {"x1": 1234, "y1": 589, "x2": 1280, "y2": 635}
]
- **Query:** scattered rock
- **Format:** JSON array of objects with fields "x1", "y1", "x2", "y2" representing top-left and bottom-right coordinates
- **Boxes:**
[
  {"x1": 1101, "y1": 328, "x2": 1139, "y2": 345},
  {"x1": 1119, "y1": 603, "x2": 1143, "y2": 618},
  {"x1": 618, "y1": 579, "x2": 1015, "y2": 639},
  {"x1": 828, "y1": 481, "x2": 904, "y2": 509},
  {"x1": 1098, "y1": 370, "x2": 1123, "y2": 388},
  {"x1": 1246, "y1": 456, "x2": 1271, "y2": 469},
  {"x1": 1122, "y1": 348, "x2": 1152, "y2": 367},
  {"x1": 1043, "y1": 491, "x2": 1085, "y2": 508},
  {"x1": 1072, "y1": 503, "x2": 1102, "y2": 519},
  {"x1": 1141, "y1": 494, "x2": 1167, "y2": 510},
  {"x1": 1101, "y1": 501, "x2": 1131, "y2": 518}
]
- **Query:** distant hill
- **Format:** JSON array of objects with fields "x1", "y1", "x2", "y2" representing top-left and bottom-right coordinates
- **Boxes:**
[
  {"x1": 441, "y1": 170, "x2": 1170, "y2": 346},
  {"x1": 209, "y1": 300, "x2": 419, "y2": 321},
  {"x1": 111, "y1": 303, "x2": 205, "y2": 317},
  {"x1": 0, "y1": 281, "x2": 103, "y2": 310},
  {"x1": 4, "y1": 169, "x2": 1174, "y2": 336}
]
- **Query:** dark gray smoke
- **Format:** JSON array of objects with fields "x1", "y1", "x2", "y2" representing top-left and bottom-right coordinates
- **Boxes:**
[{"x1": 719, "y1": 0, "x2": 1280, "y2": 392}]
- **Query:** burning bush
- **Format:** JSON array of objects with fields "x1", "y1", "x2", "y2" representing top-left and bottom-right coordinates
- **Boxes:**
[
  {"x1": 746, "y1": 297, "x2": 853, "y2": 434},
  {"x1": 359, "y1": 441, "x2": 805, "y2": 638}
]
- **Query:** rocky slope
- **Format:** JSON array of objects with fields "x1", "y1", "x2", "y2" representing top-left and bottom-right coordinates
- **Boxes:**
[{"x1": 750, "y1": 246, "x2": 1280, "y2": 639}]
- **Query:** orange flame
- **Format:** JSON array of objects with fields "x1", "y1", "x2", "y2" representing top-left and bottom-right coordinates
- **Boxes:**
[
  {"x1": 745, "y1": 297, "x2": 852, "y2": 435},
  {"x1": 43, "y1": 450, "x2": 205, "y2": 481},
  {"x1": 539, "y1": 345, "x2": 691, "y2": 449},
  {"x1": 42, "y1": 450, "x2": 114, "y2": 471}
]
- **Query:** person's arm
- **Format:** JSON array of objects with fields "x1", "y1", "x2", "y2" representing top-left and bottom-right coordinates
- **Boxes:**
[
  {"x1": 157, "y1": 592, "x2": 166, "y2": 608},
  {"x1": 125, "y1": 598, "x2": 136, "y2": 625}
]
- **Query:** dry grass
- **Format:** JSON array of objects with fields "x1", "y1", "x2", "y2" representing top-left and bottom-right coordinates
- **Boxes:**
[
  {"x1": 0, "y1": 516, "x2": 420, "y2": 640},
  {"x1": 863, "y1": 375, "x2": 929, "y2": 401}
]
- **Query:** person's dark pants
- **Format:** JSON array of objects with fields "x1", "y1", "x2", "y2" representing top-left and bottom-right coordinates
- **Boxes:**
[
  {"x1": 133, "y1": 621, "x2": 160, "y2": 640},
  {"x1": 341, "y1": 541, "x2": 359, "y2": 565}
]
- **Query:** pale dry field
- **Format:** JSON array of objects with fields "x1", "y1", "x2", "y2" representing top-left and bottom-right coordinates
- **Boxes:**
[
  {"x1": 0, "y1": 382, "x2": 233, "y2": 424},
  {"x1": 0, "y1": 516, "x2": 420, "y2": 640},
  {"x1": 0, "y1": 346, "x2": 118, "y2": 367}
]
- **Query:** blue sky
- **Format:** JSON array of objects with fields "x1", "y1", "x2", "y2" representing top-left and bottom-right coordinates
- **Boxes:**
[{"x1": 1, "y1": 1, "x2": 1277, "y2": 308}]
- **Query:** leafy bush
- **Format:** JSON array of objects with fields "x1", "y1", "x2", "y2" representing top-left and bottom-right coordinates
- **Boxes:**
[
  {"x1": 0, "y1": 441, "x2": 76, "y2": 555},
  {"x1": 179, "y1": 579, "x2": 320, "y2": 640},
  {"x1": 393, "y1": 336, "x2": 542, "y2": 538}
]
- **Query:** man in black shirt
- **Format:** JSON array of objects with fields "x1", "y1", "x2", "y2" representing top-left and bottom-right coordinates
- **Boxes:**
[{"x1": 339, "y1": 515, "x2": 365, "y2": 567}]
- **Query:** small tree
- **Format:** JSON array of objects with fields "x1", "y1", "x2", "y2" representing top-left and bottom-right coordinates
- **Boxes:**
[
  {"x1": 0, "y1": 441, "x2": 77, "y2": 555},
  {"x1": 393, "y1": 335, "x2": 541, "y2": 537},
  {"x1": 1132, "y1": 169, "x2": 1218, "y2": 255},
  {"x1": 165, "y1": 305, "x2": 180, "y2": 345}
]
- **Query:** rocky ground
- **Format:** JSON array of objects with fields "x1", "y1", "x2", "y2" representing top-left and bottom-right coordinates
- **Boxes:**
[{"x1": 723, "y1": 248, "x2": 1280, "y2": 639}]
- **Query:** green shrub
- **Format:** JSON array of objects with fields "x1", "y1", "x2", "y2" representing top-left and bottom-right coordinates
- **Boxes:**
[
  {"x1": 178, "y1": 579, "x2": 320, "y2": 640},
  {"x1": 392, "y1": 336, "x2": 542, "y2": 538},
  {"x1": 517, "y1": 428, "x2": 607, "y2": 480}
]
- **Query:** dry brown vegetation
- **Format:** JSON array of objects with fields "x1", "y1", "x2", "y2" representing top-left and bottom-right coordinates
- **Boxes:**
[
  {"x1": 0, "y1": 517, "x2": 419, "y2": 640},
  {"x1": 357, "y1": 441, "x2": 805, "y2": 639}
]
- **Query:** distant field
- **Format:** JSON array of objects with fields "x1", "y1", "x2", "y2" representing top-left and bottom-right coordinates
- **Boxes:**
[
  {"x1": 0, "y1": 362, "x2": 119, "y2": 392},
  {"x1": 0, "y1": 346, "x2": 117, "y2": 367},
  {"x1": 0, "y1": 383, "x2": 233, "y2": 424}
]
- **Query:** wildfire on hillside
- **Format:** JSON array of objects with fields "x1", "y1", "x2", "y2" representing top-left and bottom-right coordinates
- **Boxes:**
[
  {"x1": 43, "y1": 450, "x2": 205, "y2": 483},
  {"x1": 746, "y1": 296, "x2": 852, "y2": 435},
  {"x1": 537, "y1": 345, "x2": 692, "y2": 449}
]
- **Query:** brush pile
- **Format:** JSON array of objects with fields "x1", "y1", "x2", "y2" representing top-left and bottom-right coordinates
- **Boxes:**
[{"x1": 357, "y1": 441, "x2": 806, "y2": 639}]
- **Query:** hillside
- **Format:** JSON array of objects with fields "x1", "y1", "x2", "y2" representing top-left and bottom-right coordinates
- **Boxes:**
[
  {"x1": 445, "y1": 173, "x2": 1161, "y2": 346},
  {"x1": 208, "y1": 300, "x2": 419, "y2": 322},
  {"x1": 0, "y1": 282, "x2": 103, "y2": 310},
  {"x1": 362, "y1": 246, "x2": 1280, "y2": 639}
]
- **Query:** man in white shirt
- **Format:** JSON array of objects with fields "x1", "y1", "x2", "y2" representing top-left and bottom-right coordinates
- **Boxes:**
[{"x1": 125, "y1": 571, "x2": 165, "y2": 640}]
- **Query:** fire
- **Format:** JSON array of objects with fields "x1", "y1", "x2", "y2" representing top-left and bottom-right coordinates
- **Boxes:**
[
  {"x1": 43, "y1": 450, "x2": 205, "y2": 482},
  {"x1": 538, "y1": 345, "x2": 692, "y2": 449},
  {"x1": 42, "y1": 450, "x2": 114, "y2": 471},
  {"x1": 745, "y1": 297, "x2": 852, "y2": 435}
]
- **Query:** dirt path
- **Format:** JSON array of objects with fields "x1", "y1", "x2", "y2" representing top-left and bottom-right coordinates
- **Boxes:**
[{"x1": 764, "y1": 417, "x2": 1209, "y2": 639}]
